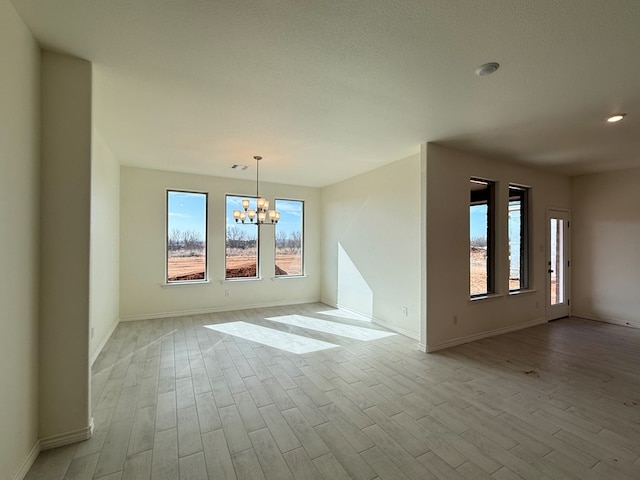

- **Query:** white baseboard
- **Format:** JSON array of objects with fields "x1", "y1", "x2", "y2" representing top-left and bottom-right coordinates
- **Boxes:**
[
  {"x1": 571, "y1": 311, "x2": 640, "y2": 329},
  {"x1": 40, "y1": 419, "x2": 93, "y2": 451},
  {"x1": 90, "y1": 319, "x2": 119, "y2": 366},
  {"x1": 426, "y1": 317, "x2": 548, "y2": 352},
  {"x1": 370, "y1": 316, "x2": 420, "y2": 341},
  {"x1": 12, "y1": 440, "x2": 40, "y2": 480},
  {"x1": 325, "y1": 301, "x2": 421, "y2": 341},
  {"x1": 119, "y1": 298, "x2": 321, "y2": 322}
]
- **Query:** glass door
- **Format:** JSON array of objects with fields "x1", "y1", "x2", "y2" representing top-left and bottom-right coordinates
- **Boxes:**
[{"x1": 547, "y1": 210, "x2": 570, "y2": 320}]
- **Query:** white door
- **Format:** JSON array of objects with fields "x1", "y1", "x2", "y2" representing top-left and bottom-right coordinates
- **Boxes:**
[{"x1": 547, "y1": 210, "x2": 570, "y2": 320}]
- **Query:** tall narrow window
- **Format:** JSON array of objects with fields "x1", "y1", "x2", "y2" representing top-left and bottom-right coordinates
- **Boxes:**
[
  {"x1": 226, "y1": 195, "x2": 259, "y2": 279},
  {"x1": 470, "y1": 179, "x2": 495, "y2": 297},
  {"x1": 167, "y1": 190, "x2": 207, "y2": 283},
  {"x1": 274, "y1": 199, "x2": 304, "y2": 277},
  {"x1": 508, "y1": 185, "x2": 529, "y2": 291}
]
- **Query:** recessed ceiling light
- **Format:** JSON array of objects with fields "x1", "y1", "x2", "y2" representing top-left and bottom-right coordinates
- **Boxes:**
[
  {"x1": 475, "y1": 62, "x2": 500, "y2": 76},
  {"x1": 606, "y1": 114, "x2": 626, "y2": 123}
]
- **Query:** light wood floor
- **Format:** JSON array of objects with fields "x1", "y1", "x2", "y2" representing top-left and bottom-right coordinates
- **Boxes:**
[{"x1": 25, "y1": 304, "x2": 640, "y2": 479}]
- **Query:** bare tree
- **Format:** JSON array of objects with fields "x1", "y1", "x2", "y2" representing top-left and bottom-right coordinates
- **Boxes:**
[
  {"x1": 280, "y1": 230, "x2": 301, "y2": 254},
  {"x1": 290, "y1": 231, "x2": 302, "y2": 253},
  {"x1": 168, "y1": 228, "x2": 182, "y2": 251},
  {"x1": 226, "y1": 226, "x2": 247, "y2": 249},
  {"x1": 470, "y1": 236, "x2": 487, "y2": 248},
  {"x1": 275, "y1": 231, "x2": 287, "y2": 251},
  {"x1": 182, "y1": 230, "x2": 201, "y2": 250}
]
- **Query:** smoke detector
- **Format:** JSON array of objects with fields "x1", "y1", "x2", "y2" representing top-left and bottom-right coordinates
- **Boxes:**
[{"x1": 475, "y1": 62, "x2": 500, "y2": 76}]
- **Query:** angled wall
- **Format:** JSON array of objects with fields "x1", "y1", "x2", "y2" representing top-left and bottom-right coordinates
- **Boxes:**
[
  {"x1": 39, "y1": 51, "x2": 92, "y2": 445},
  {"x1": 320, "y1": 154, "x2": 422, "y2": 339},
  {"x1": 89, "y1": 130, "x2": 120, "y2": 363}
]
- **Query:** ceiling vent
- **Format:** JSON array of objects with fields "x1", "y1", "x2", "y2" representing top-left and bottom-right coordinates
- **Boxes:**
[{"x1": 230, "y1": 164, "x2": 249, "y2": 170}]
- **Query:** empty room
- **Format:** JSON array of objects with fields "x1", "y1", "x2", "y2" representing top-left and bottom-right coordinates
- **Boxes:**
[{"x1": 2, "y1": 1, "x2": 640, "y2": 479}]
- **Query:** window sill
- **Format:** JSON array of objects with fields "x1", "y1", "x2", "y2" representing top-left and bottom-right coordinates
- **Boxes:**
[
  {"x1": 162, "y1": 280, "x2": 210, "y2": 288},
  {"x1": 271, "y1": 275, "x2": 307, "y2": 281},
  {"x1": 509, "y1": 288, "x2": 537, "y2": 296},
  {"x1": 221, "y1": 277, "x2": 263, "y2": 283},
  {"x1": 469, "y1": 293, "x2": 505, "y2": 303}
]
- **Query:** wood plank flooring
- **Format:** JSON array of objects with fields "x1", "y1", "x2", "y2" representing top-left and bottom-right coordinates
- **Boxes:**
[{"x1": 25, "y1": 304, "x2": 640, "y2": 479}]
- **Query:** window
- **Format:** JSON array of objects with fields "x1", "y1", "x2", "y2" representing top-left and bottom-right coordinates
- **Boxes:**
[
  {"x1": 508, "y1": 185, "x2": 529, "y2": 291},
  {"x1": 166, "y1": 190, "x2": 207, "y2": 283},
  {"x1": 226, "y1": 195, "x2": 259, "y2": 279},
  {"x1": 470, "y1": 179, "x2": 495, "y2": 296},
  {"x1": 274, "y1": 199, "x2": 304, "y2": 276}
]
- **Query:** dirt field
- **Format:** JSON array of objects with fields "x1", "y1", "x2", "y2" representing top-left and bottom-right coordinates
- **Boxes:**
[
  {"x1": 225, "y1": 254, "x2": 302, "y2": 278},
  {"x1": 167, "y1": 254, "x2": 302, "y2": 280},
  {"x1": 167, "y1": 256, "x2": 206, "y2": 281},
  {"x1": 470, "y1": 247, "x2": 488, "y2": 294},
  {"x1": 470, "y1": 247, "x2": 520, "y2": 294},
  {"x1": 275, "y1": 254, "x2": 302, "y2": 275}
]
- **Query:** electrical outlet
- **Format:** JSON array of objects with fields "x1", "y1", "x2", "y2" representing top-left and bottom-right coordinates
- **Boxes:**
[
  {"x1": 402, "y1": 306, "x2": 408, "y2": 316},
  {"x1": 225, "y1": 290, "x2": 231, "y2": 297},
  {"x1": 91, "y1": 327, "x2": 94, "y2": 339},
  {"x1": 453, "y1": 315, "x2": 458, "y2": 325}
]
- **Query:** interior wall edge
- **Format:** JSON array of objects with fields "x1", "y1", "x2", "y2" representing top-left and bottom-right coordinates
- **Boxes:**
[
  {"x1": 90, "y1": 318, "x2": 119, "y2": 366},
  {"x1": 426, "y1": 316, "x2": 548, "y2": 352},
  {"x1": 10, "y1": 441, "x2": 40, "y2": 480},
  {"x1": 38, "y1": 421, "x2": 93, "y2": 451},
  {"x1": 571, "y1": 312, "x2": 640, "y2": 330}
]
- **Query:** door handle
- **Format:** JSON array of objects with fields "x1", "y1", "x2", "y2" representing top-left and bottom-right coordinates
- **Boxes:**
[{"x1": 548, "y1": 269, "x2": 554, "y2": 273}]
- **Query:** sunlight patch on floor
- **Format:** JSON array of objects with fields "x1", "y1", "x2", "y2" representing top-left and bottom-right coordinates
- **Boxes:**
[
  {"x1": 205, "y1": 321, "x2": 339, "y2": 354},
  {"x1": 265, "y1": 314, "x2": 396, "y2": 341},
  {"x1": 317, "y1": 308, "x2": 372, "y2": 322}
]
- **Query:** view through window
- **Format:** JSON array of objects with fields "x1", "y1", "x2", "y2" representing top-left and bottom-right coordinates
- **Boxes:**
[
  {"x1": 508, "y1": 185, "x2": 529, "y2": 291},
  {"x1": 470, "y1": 179, "x2": 495, "y2": 296},
  {"x1": 550, "y1": 218, "x2": 564, "y2": 305},
  {"x1": 226, "y1": 195, "x2": 259, "y2": 279},
  {"x1": 167, "y1": 190, "x2": 207, "y2": 282},
  {"x1": 275, "y1": 199, "x2": 304, "y2": 276}
]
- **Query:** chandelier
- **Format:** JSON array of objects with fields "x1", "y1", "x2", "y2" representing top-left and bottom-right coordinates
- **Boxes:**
[{"x1": 232, "y1": 156, "x2": 280, "y2": 224}]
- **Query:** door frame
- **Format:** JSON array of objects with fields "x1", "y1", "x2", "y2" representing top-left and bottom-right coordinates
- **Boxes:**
[{"x1": 546, "y1": 209, "x2": 571, "y2": 320}]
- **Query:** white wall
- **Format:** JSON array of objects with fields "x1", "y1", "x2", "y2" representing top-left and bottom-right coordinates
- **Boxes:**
[
  {"x1": 90, "y1": 130, "x2": 120, "y2": 363},
  {"x1": 120, "y1": 166, "x2": 321, "y2": 319},
  {"x1": 425, "y1": 143, "x2": 570, "y2": 351},
  {"x1": 572, "y1": 168, "x2": 640, "y2": 328},
  {"x1": 320, "y1": 154, "x2": 422, "y2": 339},
  {"x1": 39, "y1": 52, "x2": 92, "y2": 444},
  {"x1": 0, "y1": 1, "x2": 40, "y2": 477}
]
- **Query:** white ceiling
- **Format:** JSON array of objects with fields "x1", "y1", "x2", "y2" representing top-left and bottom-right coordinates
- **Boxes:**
[{"x1": 11, "y1": 0, "x2": 640, "y2": 187}]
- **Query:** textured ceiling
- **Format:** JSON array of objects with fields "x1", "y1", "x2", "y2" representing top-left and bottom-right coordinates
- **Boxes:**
[{"x1": 11, "y1": 0, "x2": 640, "y2": 186}]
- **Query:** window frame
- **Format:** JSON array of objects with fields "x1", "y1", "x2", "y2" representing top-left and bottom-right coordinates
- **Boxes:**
[
  {"x1": 508, "y1": 185, "x2": 530, "y2": 292},
  {"x1": 274, "y1": 198, "x2": 305, "y2": 278},
  {"x1": 469, "y1": 178, "x2": 496, "y2": 298},
  {"x1": 225, "y1": 194, "x2": 260, "y2": 281},
  {"x1": 166, "y1": 189, "x2": 209, "y2": 284}
]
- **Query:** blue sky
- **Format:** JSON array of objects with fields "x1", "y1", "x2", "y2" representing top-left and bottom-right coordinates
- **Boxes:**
[
  {"x1": 469, "y1": 205, "x2": 520, "y2": 242},
  {"x1": 167, "y1": 191, "x2": 207, "y2": 239},
  {"x1": 167, "y1": 192, "x2": 304, "y2": 239},
  {"x1": 470, "y1": 204, "x2": 487, "y2": 239}
]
